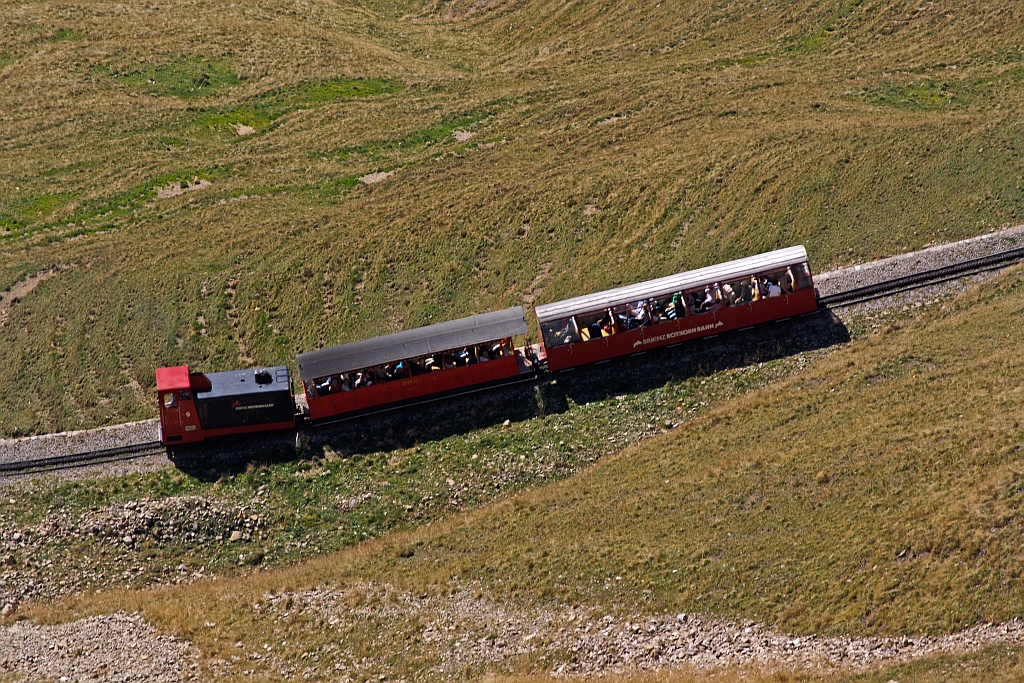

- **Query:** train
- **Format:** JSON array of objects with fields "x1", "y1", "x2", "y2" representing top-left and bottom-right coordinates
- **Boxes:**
[{"x1": 156, "y1": 245, "x2": 818, "y2": 445}]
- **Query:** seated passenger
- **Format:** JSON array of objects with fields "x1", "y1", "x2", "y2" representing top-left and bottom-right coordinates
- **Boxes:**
[
  {"x1": 479, "y1": 349, "x2": 491, "y2": 362},
  {"x1": 767, "y1": 281, "x2": 783, "y2": 298},
  {"x1": 781, "y1": 270, "x2": 794, "y2": 293},
  {"x1": 632, "y1": 301, "x2": 651, "y2": 327},
  {"x1": 426, "y1": 356, "x2": 442, "y2": 371},
  {"x1": 491, "y1": 344, "x2": 503, "y2": 358},
  {"x1": 721, "y1": 283, "x2": 736, "y2": 305}
]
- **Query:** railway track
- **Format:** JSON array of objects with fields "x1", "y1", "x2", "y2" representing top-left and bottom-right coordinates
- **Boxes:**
[
  {"x1": 818, "y1": 244, "x2": 1024, "y2": 308},
  {"x1": 2, "y1": 245, "x2": 1022, "y2": 476},
  {"x1": 0, "y1": 441, "x2": 166, "y2": 477}
]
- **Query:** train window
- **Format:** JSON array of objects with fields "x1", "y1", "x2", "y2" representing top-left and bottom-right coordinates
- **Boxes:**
[
  {"x1": 651, "y1": 293, "x2": 683, "y2": 321},
  {"x1": 162, "y1": 393, "x2": 177, "y2": 409},
  {"x1": 541, "y1": 318, "x2": 579, "y2": 348},
  {"x1": 613, "y1": 300, "x2": 650, "y2": 330},
  {"x1": 686, "y1": 284, "x2": 722, "y2": 314},
  {"x1": 793, "y1": 263, "x2": 813, "y2": 290},
  {"x1": 575, "y1": 310, "x2": 605, "y2": 341},
  {"x1": 721, "y1": 278, "x2": 754, "y2": 306},
  {"x1": 304, "y1": 381, "x2": 317, "y2": 398},
  {"x1": 759, "y1": 270, "x2": 793, "y2": 297},
  {"x1": 180, "y1": 390, "x2": 192, "y2": 401}
]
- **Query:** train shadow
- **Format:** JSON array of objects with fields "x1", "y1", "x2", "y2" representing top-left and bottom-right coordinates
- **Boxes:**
[{"x1": 170, "y1": 308, "x2": 849, "y2": 480}]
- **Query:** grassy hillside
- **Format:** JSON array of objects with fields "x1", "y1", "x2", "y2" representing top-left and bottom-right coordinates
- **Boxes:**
[
  {"x1": 1, "y1": 0, "x2": 1022, "y2": 436},
  {"x1": 24, "y1": 264, "x2": 1024, "y2": 680}
]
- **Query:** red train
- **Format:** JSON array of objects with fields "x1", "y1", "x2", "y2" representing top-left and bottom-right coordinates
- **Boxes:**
[{"x1": 157, "y1": 245, "x2": 817, "y2": 445}]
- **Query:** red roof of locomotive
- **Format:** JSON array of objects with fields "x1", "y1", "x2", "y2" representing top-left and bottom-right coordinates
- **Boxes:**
[{"x1": 155, "y1": 365, "x2": 191, "y2": 392}]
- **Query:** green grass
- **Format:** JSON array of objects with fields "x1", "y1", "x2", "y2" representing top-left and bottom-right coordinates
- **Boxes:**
[
  {"x1": 192, "y1": 77, "x2": 400, "y2": 136},
  {"x1": 100, "y1": 55, "x2": 243, "y2": 99}
]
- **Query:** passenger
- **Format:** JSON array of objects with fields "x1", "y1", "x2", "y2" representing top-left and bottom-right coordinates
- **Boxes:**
[
  {"x1": 721, "y1": 283, "x2": 736, "y2": 305},
  {"x1": 700, "y1": 286, "x2": 715, "y2": 311},
  {"x1": 457, "y1": 347, "x2": 473, "y2": 365},
  {"x1": 479, "y1": 349, "x2": 491, "y2": 362},
  {"x1": 666, "y1": 293, "x2": 681, "y2": 319},
  {"x1": 738, "y1": 281, "x2": 752, "y2": 304},
  {"x1": 766, "y1": 280, "x2": 783, "y2": 298},
  {"x1": 781, "y1": 269, "x2": 794, "y2": 293},
  {"x1": 426, "y1": 356, "x2": 442, "y2": 371},
  {"x1": 341, "y1": 376, "x2": 351, "y2": 392}
]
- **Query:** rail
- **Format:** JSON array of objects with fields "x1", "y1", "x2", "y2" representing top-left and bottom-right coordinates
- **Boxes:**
[
  {"x1": 0, "y1": 441, "x2": 166, "y2": 476},
  {"x1": 818, "y1": 245, "x2": 1024, "y2": 308}
]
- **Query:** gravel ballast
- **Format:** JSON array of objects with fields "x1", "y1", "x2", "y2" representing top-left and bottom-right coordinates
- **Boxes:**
[{"x1": 814, "y1": 224, "x2": 1024, "y2": 296}]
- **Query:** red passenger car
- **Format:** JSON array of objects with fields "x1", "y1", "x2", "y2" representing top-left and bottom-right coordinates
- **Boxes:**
[
  {"x1": 156, "y1": 365, "x2": 296, "y2": 445},
  {"x1": 297, "y1": 307, "x2": 531, "y2": 422},
  {"x1": 534, "y1": 246, "x2": 817, "y2": 372}
]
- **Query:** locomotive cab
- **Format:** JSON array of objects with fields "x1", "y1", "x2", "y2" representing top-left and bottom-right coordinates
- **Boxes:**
[{"x1": 156, "y1": 364, "x2": 296, "y2": 445}]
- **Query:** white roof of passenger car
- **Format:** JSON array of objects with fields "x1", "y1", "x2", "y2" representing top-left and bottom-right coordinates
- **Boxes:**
[{"x1": 533, "y1": 245, "x2": 809, "y2": 324}]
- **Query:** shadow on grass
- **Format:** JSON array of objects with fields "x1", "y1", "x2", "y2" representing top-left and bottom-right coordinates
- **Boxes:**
[{"x1": 170, "y1": 308, "x2": 849, "y2": 479}]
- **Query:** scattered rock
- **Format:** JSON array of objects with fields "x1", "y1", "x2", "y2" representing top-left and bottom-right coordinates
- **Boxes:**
[
  {"x1": 230, "y1": 530, "x2": 242, "y2": 542},
  {"x1": 155, "y1": 179, "x2": 211, "y2": 200},
  {"x1": 268, "y1": 584, "x2": 1024, "y2": 677},
  {"x1": 359, "y1": 171, "x2": 395, "y2": 185}
]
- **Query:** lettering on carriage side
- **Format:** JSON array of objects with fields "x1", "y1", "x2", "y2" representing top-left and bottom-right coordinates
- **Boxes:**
[
  {"x1": 232, "y1": 403, "x2": 277, "y2": 410},
  {"x1": 632, "y1": 321, "x2": 724, "y2": 348}
]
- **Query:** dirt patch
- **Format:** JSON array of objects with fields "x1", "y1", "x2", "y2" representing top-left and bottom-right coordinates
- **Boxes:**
[
  {"x1": 359, "y1": 170, "x2": 395, "y2": 185},
  {"x1": 0, "y1": 267, "x2": 63, "y2": 328},
  {"x1": 597, "y1": 115, "x2": 624, "y2": 126},
  {"x1": 522, "y1": 262, "x2": 552, "y2": 304},
  {"x1": 155, "y1": 179, "x2": 211, "y2": 200},
  {"x1": 231, "y1": 122, "x2": 256, "y2": 136},
  {"x1": 452, "y1": 130, "x2": 476, "y2": 143},
  {"x1": 583, "y1": 203, "x2": 599, "y2": 216}
]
